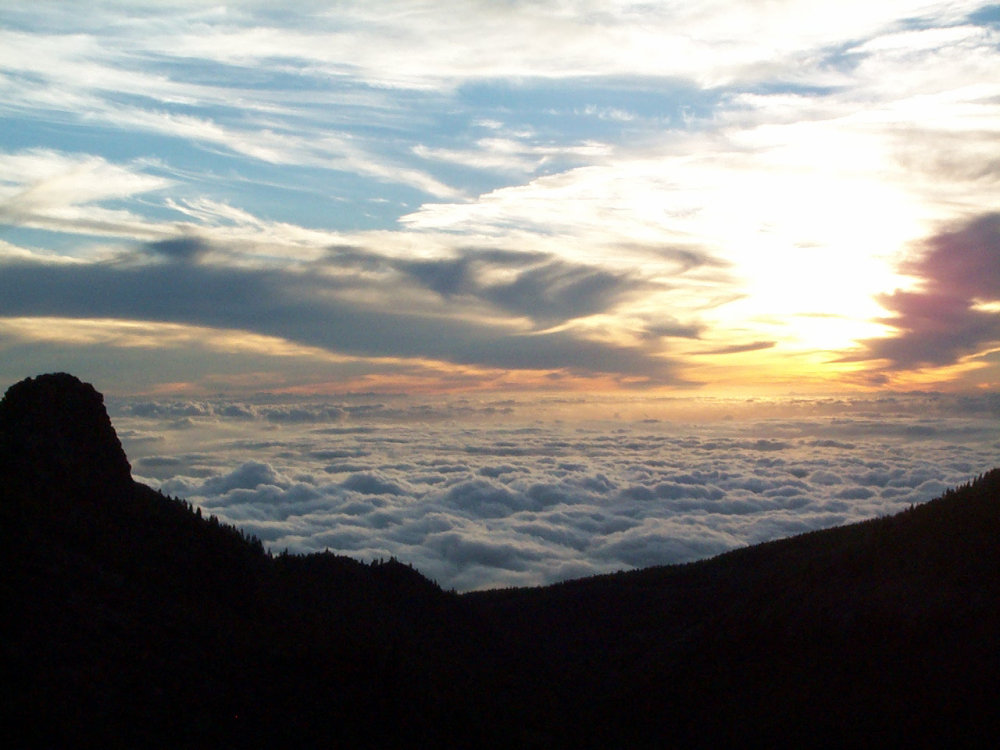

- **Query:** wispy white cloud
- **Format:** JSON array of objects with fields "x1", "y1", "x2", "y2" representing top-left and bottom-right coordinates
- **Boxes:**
[
  {"x1": 0, "y1": 149, "x2": 173, "y2": 240},
  {"x1": 122, "y1": 0, "x2": 982, "y2": 88}
]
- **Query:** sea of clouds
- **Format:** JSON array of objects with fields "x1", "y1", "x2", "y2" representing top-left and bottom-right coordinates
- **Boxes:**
[{"x1": 110, "y1": 393, "x2": 1000, "y2": 591}]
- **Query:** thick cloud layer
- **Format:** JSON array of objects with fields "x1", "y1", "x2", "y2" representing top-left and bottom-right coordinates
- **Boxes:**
[
  {"x1": 114, "y1": 393, "x2": 1000, "y2": 591},
  {"x1": 0, "y1": 252, "x2": 684, "y2": 386}
]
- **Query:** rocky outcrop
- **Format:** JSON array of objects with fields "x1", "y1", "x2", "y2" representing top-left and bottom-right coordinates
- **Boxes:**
[{"x1": 0, "y1": 372, "x2": 133, "y2": 499}]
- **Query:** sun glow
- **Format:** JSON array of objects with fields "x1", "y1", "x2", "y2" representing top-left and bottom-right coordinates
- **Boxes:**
[
  {"x1": 1, "y1": 2, "x2": 998, "y2": 397},
  {"x1": 689, "y1": 133, "x2": 927, "y2": 359}
]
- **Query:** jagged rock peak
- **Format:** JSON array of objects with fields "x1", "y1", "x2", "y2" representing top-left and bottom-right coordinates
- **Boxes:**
[{"x1": 0, "y1": 373, "x2": 133, "y2": 495}]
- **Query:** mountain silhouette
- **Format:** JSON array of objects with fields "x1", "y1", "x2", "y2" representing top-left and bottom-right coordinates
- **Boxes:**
[
  {"x1": 3, "y1": 373, "x2": 999, "y2": 748},
  {"x1": 0, "y1": 373, "x2": 132, "y2": 498}
]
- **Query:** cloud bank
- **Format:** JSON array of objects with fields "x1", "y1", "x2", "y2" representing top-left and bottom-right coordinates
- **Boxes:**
[
  {"x1": 0, "y1": 246, "x2": 688, "y2": 388},
  {"x1": 114, "y1": 392, "x2": 1000, "y2": 591}
]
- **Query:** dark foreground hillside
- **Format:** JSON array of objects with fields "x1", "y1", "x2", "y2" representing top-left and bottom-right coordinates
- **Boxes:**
[{"x1": 3, "y1": 374, "x2": 1000, "y2": 748}]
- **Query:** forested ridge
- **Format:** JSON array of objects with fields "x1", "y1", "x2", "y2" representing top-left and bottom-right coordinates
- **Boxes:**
[{"x1": 3, "y1": 373, "x2": 1000, "y2": 748}]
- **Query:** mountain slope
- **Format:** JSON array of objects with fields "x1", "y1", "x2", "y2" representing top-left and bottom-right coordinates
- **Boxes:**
[
  {"x1": 468, "y1": 470, "x2": 1000, "y2": 746},
  {"x1": 3, "y1": 373, "x2": 999, "y2": 747},
  {"x1": 0, "y1": 374, "x2": 508, "y2": 748}
]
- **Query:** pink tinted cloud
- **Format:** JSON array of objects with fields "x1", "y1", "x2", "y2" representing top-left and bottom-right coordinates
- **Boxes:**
[{"x1": 852, "y1": 213, "x2": 1000, "y2": 370}]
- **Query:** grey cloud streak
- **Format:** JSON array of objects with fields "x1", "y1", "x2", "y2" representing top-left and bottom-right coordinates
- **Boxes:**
[
  {"x1": 696, "y1": 340, "x2": 776, "y2": 355},
  {"x1": 0, "y1": 252, "x2": 685, "y2": 383},
  {"x1": 336, "y1": 245, "x2": 661, "y2": 326}
]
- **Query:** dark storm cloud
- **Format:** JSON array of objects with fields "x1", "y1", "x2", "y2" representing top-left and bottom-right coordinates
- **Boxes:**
[
  {"x1": 850, "y1": 213, "x2": 1000, "y2": 369},
  {"x1": 0, "y1": 254, "x2": 682, "y2": 382}
]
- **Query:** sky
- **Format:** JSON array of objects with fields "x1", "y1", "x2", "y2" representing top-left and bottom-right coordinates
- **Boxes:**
[
  {"x1": 3, "y1": 2, "x2": 1000, "y2": 590},
  {"x1": 1, "y1": 0, "x2": 999, "y2": 397}
]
